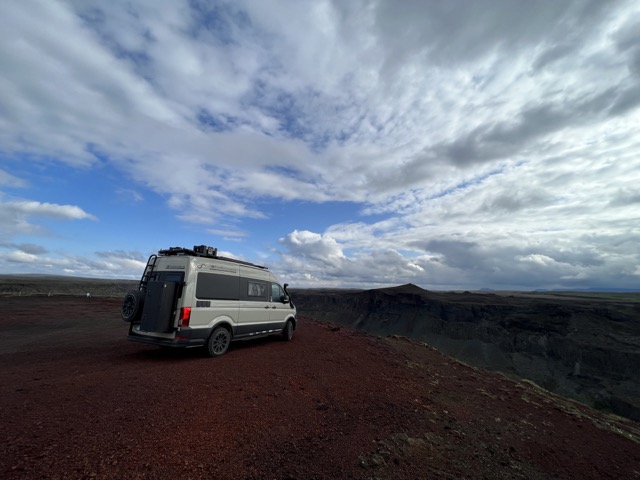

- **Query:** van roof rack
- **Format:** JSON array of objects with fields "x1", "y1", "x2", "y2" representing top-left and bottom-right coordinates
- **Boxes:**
[{"x1": 157, "y1": 245, "x2": 267, "y2": 269}]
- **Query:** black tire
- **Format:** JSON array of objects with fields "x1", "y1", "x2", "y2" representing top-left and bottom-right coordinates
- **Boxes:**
[
  {"x1": 282, "y1": 320, "x2": 294, "y2": 341},
  {"x1": 121, "y1": 290, "x2": 145, "y2": 322},
  {"x1": 207, "y1": 326, "x2": 231, "y2": 357}
]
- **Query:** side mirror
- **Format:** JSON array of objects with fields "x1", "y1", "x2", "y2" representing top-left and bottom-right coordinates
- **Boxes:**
[{"x1": 280, "y1": 294, "x2": 290, "y2": 303}]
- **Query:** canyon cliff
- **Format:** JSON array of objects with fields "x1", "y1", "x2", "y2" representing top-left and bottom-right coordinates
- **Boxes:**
[{"x1": 292, "y1": 284, "x2": 640, "y2": 421}]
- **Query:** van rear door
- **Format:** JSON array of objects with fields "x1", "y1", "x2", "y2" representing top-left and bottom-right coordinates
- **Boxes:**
[{"x1": 139, "y1": 271, "x2": 184, "y2": 334}]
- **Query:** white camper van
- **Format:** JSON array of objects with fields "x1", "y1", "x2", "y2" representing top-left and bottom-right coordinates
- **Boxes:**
[{"x1": 121, "y1": 245, "x2": 297, "y2": 357}]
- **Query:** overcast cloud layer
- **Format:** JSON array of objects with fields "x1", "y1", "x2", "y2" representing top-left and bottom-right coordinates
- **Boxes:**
[{"x1": 1, "y1": 0, "x2": 639, "y2": 290}]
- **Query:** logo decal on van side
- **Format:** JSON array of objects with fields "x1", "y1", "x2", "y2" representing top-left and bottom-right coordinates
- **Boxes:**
[{"x1": 209, "y1": 265, "x2": 237, "y2": 273}]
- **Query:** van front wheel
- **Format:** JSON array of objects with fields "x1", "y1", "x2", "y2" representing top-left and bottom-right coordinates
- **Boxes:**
[
  {"x1": 282, "y1": 320, "x2": 294, "y2": 341},
  {"x1": 207, "y1": 326, "x2": 231, "y2": 357}
]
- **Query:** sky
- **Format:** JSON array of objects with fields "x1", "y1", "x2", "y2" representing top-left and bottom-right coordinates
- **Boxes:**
[{"x1": 1, "y1": 0, "x2": 639, "y2": 291}]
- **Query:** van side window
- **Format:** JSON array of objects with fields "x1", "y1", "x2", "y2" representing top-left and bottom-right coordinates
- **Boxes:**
[
  {"x1": 196, "y1": 272, "x2": 240, "y2": 300},
  {"x1": 271, "y1": 283, "x2": 283, "y2": 302},
  {"x1": 247, "y1": 281, "x2": 267, "y2": 299}
]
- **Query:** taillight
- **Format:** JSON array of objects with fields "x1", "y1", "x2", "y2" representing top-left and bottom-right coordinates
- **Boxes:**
[{"x1": 178, "y1": 307, "x2": 191, "y2": 327}]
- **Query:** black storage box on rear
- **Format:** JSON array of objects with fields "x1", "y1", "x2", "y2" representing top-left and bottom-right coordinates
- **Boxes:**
[{"x1": 140, "y1": 281, "x2": 178, "y2": 333}]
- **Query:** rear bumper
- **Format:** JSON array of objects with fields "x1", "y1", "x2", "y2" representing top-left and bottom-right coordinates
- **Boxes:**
[{"x1": 128, "y1": 326, "x2": 209, "y2": 348}]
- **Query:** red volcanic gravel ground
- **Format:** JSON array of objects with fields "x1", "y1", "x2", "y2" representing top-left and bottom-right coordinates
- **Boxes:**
[{"x1": 1, "y1": 297, "x2": 639, "y2": 479}]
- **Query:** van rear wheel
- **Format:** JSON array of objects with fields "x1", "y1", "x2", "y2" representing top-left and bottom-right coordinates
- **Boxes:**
[
  {"x1": 282, "y1": 320, "x2": 294, "y2": 341},
  {"x1": 207, "y1": 326, "x2": 231, "y2": 357}
]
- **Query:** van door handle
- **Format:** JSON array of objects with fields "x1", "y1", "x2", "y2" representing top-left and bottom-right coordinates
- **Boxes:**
[
  {"x1": 264, "y1": 305, "x2": 270, "y2": 309},
  {"x1": 271, "y1": 306, "x2": 276, "y2": 309}
]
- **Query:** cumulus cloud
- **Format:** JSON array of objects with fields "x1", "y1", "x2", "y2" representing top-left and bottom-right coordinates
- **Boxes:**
[
  {"x1": 91, "y1": 251, "x2": 148, "y2": 274},
  {"x1": 0, "y1": 248, "x2": 147, "y2": 279},
  {"x1": 5, "y1": 250, "x2": 39, "y2": 264},
  {"x1": 0, "y1": 169, "x2": 27, "y2": 188},
  {"x1": 4, "y1": 1, "x2": 638, "y2": 205},
  {"x1": 4, "y1": 201, "x2": 96, "y2": 220},
  {"x1": 0, "y1": 197, "x2": 97, "y2": 258},
  {"x1": 1, "y1": 243, "x2": 48, "y2": 255},
  {"x1": 280, "y1": 230, "x2": 345, "y2": 267},
  {"x1": 206, "y1": 227, "x2": 247, "y2": 242},
  {"x1": 1, "y1": 0, "x2": 639, "y2": 288}
]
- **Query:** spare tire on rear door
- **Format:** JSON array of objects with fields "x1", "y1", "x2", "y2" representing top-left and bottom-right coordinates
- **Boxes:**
[{"x1": 121, "y1": 290, "x2": 145, "y2": 322}]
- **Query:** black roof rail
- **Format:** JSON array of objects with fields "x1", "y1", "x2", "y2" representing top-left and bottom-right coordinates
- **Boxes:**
[{"x1": 157, "y1": 246, "x2": 267, "y2": 269}]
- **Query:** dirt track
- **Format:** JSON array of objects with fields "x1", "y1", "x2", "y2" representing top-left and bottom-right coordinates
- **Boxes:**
[{"x1": 1, "y1": 297, "x2": 639, "y2": 479}]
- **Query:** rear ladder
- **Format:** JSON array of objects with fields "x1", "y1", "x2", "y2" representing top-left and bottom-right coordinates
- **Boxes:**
[{"x1": 138, "y1": 255, "x2": 157, "y2": 290}]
